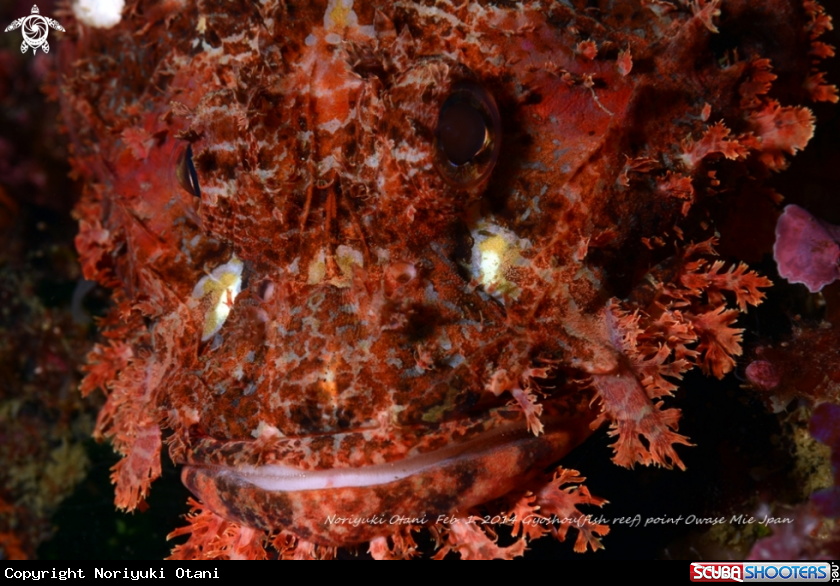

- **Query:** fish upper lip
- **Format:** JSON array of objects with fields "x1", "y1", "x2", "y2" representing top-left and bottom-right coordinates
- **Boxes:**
[
  {"x1": 189, "y1": 420, "x2": 538, "y2": 492},
  {"x1": 178, "y1": 390, "x2": 594, "y2": 472}
]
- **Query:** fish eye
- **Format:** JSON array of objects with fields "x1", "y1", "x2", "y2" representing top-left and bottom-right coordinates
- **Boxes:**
[
  {"x1": 176, "y1": 144, "x2": 201, "y2": 198},
  {"x1": 434, "y1": 81, "x2": 501, "y2": 187}
]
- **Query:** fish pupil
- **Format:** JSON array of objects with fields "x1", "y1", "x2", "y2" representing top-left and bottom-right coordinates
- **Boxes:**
[
  {"x1": 433, "y1": 80, "x2": 501, "y2": 187},
  {"x1": 438, "y1": 100, "x2": 487, "y2": 166}
]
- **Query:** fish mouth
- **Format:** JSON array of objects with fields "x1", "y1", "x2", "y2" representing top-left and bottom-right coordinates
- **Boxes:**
[{"x1": 181, "y1": 410, "x2": 595, "y2": 546}]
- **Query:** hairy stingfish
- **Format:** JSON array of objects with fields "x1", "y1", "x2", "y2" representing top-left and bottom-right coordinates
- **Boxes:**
[{"x1": 61, "y1": 0, "x2": 835, "y2": 559}]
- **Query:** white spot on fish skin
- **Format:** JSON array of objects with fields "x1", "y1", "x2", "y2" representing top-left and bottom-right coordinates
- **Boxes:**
[
  {"x1": 357, "y1": 25, "x2": 375, "y2": 38},
  {"x1": 192, "y1": 257, "x2": 244, "y2": 341},
  {"x1": 288, "y1": 257, "x2": 300, "y2": 275},
  {"x1": 221, "y1": 31, "x2": 246, "y2": 44},
  {"x1": 317, "y1": 155, "x2": 341, "y2": 175},
  {"x1": 206, "y1": 142, "x2": 238, "y2": 153},
  {"x1": 255, "y1": 168, "x2": 280, "y2": 182},
  {"x1": 324, "y1": 0, "x2": 358, "y2": 31},
  {"x1": 470, "y1": 221, "x2": 531, "y2": 303},
  {"x1": 438, "y1": 329, "x2": 453, "y2": 351},
  {"x1": 374, "y1": 247, "x2": 390, "y2": 264},
  {"x1": 251, "y1": 421, "x2": 283, "y2": 440},
  {"x1": 335, "y1": 245, "x2": 364, "y2": 278},
  {"x1": 305, "y1": 33, "x2": 317, "y2": 46},
  {"x1": 318, "y1": 118, "x2": 344, "y2": 134},
  {"x1": 385, "y1": 349, "x2": 403, "y2": 369},
  {"x1": 480, "y1": 248, "x2": 502, "y2": 287},
  {"x1": 199, "y1": 183, "x2": 234, "y2": 204},
  {"x1": 307, "y1": 249, "x2": 327, "y2": 285},
  {"x1": 393, "y1": 142, "x2": 428, "y2": 164},
  {"x1": 209, "y1": 334, "x2": 224, "y2": 351}
]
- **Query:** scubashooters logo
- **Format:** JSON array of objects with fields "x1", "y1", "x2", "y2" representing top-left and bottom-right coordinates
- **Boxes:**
[
  {"x1": 4, "y1": 5, "x2": 64, "y2": 54},
  {"x1": 691, "y1": 562, "x2": 835, "y2": 583}
]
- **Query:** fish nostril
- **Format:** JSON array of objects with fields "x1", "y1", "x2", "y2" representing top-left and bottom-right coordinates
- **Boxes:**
[
  {"x1": 385, "y1": 262, "x2": 418, "y2": 293},
  {"x1": 255, "y1": 279, "x2": 275, "y2": 303}
]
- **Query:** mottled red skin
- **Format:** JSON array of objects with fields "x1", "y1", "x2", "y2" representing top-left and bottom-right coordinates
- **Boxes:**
[
  {"x1": 61, "y1": 0, "x2": 833, "y2": 554},
  {"x1": 183, "y1": 413, "x2": 593, "y2": 544}
]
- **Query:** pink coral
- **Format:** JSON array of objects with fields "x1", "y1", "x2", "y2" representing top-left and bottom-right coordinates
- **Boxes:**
[
  {"x1": 745, "y1": 360, "x2": 781, "y2": 392},
  {"x1": 774, "y1": 204, "x2": 840, "y2": 293},
  {"x1": 747, "y1": 503, "x2": 834, "y2": 560}
]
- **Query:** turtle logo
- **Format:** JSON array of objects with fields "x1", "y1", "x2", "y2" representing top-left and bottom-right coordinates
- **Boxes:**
[{"x1": 4, "y1": 5, "x2": 65, "y2": 55}]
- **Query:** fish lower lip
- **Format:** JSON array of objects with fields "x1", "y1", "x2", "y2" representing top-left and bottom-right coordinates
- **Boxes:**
[
  {"x1": 181, "y1": 414, "x2": 595, "y2": 545},
  {"x1": 199, "y1": 420, "x2": 554, "y2": 492}
]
